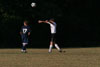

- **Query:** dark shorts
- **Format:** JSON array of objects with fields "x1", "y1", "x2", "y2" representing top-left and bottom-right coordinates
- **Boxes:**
[
  {"x1": 21, "y1": 35, "x2": 28, "y2": 44},
  {"x1": 51, "y1": 33, "x2": 56, "y2": 42}
]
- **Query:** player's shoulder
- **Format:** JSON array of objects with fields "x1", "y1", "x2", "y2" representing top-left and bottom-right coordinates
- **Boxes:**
[
  {"x1": 21, "y1": 26, "x2": 30, "y2": 29},
  {"x1": 27, "y1": 26, "x2": 30, "y2": 28},
  {"x1": 53, "y1": 22, "x2": 56, "y2": 25},
  {"x1": 53, "y1": 22, "x2": 56, "y2": 24},
  {"x1": 25, "y1": 26, "x2": 31, "y2": 30}
]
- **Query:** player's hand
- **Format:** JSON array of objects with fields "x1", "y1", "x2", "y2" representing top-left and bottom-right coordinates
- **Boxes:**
[
  {"x1": 28, "y1": 32, "x2": 30, "y2": 36},
  {"x1": 38, "y1": 20, "x2": 43, "y2": 23}
]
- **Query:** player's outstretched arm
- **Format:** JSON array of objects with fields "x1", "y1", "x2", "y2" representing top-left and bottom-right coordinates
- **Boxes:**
[
  {"x1": 38, "y1": 20, "x2": 44, "y2": 23},
  {"x1": 44, "y1": 20, "x2": 49, "y2": 23},
  {"x1": 38, "y1": 20, "x2": 49, "y2": 24}
]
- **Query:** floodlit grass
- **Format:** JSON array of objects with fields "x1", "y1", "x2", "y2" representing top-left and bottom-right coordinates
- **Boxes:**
[{"x1": 0, "y1": 48, "x2": 100, "y2": 67}]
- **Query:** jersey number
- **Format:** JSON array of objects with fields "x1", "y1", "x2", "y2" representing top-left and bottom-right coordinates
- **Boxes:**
[{"x1": 23, "y1": 29, "x2": 28, "y2": 34}]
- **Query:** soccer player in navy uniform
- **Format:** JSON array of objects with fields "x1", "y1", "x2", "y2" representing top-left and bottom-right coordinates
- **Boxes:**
[
  {"x1": 38, "y1": 19, "x2": 62, "y2": 53},
  {"x1": 20, "y1": 21, "x2": 31, "y2": 53}
]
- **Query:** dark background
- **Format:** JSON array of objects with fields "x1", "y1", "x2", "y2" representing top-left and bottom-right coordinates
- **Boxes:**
[{"x1": 0, "y1": 0, "x2": 99, "y2": 48}]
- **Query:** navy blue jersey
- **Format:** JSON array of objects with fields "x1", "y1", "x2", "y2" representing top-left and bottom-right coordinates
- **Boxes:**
[
  {"x1": 20, "y1": 26, "x2": 31, "y2": 36},
  {"x1": 20, "y1": 26, "x2": 31, "y2": 43}
]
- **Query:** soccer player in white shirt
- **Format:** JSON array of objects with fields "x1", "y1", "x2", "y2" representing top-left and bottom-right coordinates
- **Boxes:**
[{"x1": 38, "y1": 19, "x2": 62, "y2": 53}]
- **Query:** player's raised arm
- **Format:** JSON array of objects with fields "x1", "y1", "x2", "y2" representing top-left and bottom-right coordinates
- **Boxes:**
[
  {"x1": 38, "y1": 20, "x2": 44, "y2": 23},
  {"x1": 44, "y1": 20, "x2": 49, "y2": 23},
  {"x1": 38, "y1": 20, "x2": 49, "y2": 24}
]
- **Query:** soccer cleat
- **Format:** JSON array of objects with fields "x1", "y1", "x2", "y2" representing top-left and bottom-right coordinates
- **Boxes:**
[
  {"x1": 21, "y1": 50, "x2": 27, "y2": 53},
  {"x1": 23, "y1": 50, "x2": 27, "y2": 53},
  {"x1": 59, "y1": 50, "x2": 62, "y2": 53},
  {"x1": 21, "y1": 50, "x2": 24, "y2": 52},
  {"x1": 48, "y1": 51, "x2": 52, "y2": 53}
]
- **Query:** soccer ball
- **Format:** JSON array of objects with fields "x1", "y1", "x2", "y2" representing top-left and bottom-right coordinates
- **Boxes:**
[{"x1": 31, "y1": 2, "x2": 36, "y2": 7}]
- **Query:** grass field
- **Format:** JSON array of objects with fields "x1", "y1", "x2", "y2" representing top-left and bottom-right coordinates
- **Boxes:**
[{"x1": 0, "y1": 48, "x2": 100, "y2": 67}]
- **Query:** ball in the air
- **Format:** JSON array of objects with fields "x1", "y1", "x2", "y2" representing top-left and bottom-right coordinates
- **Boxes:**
[{"x1": 31, "y1": 2, "x2": 36, "y2": 7}]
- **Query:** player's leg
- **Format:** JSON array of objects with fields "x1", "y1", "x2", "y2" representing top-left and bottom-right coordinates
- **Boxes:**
[
  {"x1": 49, "y1": 34, "x2": 54, "y2": 53},
  {"x1": 53, "y1": 34, "x2": 62, "y2": 52},
  {"x1": 21, "y1": 37, "x2": 28, "y2": 53},
  {"x1": 22, "y1": 43, "x2": 27, "y2": 53},
  {"x1": 49, "y1": 41, "x2": 53, "y2": 53},
  {"x1": 54, "y1": 43, "x2": 62, "y2": 52}
]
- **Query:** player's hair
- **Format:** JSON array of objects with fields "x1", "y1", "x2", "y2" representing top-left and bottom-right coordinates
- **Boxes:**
[
  {"x1": 49, "y1": 18, "x2": 54, "y2": 21},
  {"x1": 24, "y1": 20, "x2": 28, "y2": 25}
]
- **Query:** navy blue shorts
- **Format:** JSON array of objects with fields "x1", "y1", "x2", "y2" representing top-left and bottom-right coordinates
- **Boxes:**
[{"x1": 21, "y1": 35, "x2": 28, "y2": 44}]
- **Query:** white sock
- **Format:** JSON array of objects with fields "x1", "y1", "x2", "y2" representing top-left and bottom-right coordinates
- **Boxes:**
[
  {"x1": 55, "y1": 44, "x2": 61, "y2": 51},
  {"x1": 49, "y1": 45, "x2": 53, "y2": 52},
  {"x1": 23, "y1": 43, "x2": 27, "y2": 46}
]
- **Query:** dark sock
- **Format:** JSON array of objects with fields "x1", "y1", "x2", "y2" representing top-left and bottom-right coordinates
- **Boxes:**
[{"x1": 22, "y1": 45, "x2": 26, "y2": 50}]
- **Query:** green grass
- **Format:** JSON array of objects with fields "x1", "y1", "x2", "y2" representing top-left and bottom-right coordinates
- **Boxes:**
[{"x1": 0, "y1": 48, "x2": 100, "y2": 67}]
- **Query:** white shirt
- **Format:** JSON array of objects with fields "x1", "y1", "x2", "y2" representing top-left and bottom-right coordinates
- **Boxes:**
[{"x1": 47, "y1": 22, "x2": 57, "y2": 34}]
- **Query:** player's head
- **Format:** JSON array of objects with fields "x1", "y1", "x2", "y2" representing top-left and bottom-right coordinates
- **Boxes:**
[
  {"x1": 24, "y1": 20, "x2": 28, "y2": 26},
  {"x1": 49, "y1": 19, "x2": 55, "y2": 23}
]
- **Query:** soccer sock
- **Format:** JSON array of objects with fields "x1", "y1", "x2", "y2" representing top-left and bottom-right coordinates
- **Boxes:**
[
  {"x1": 49, "y1": 45, "x2": 53, "y2": 52},
  {"x1": 22, "y1": 43, "x2": 26, "y2": 50},
  {"x1": 55, "y1": 44, "x2": 61, "y2": 51}
]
